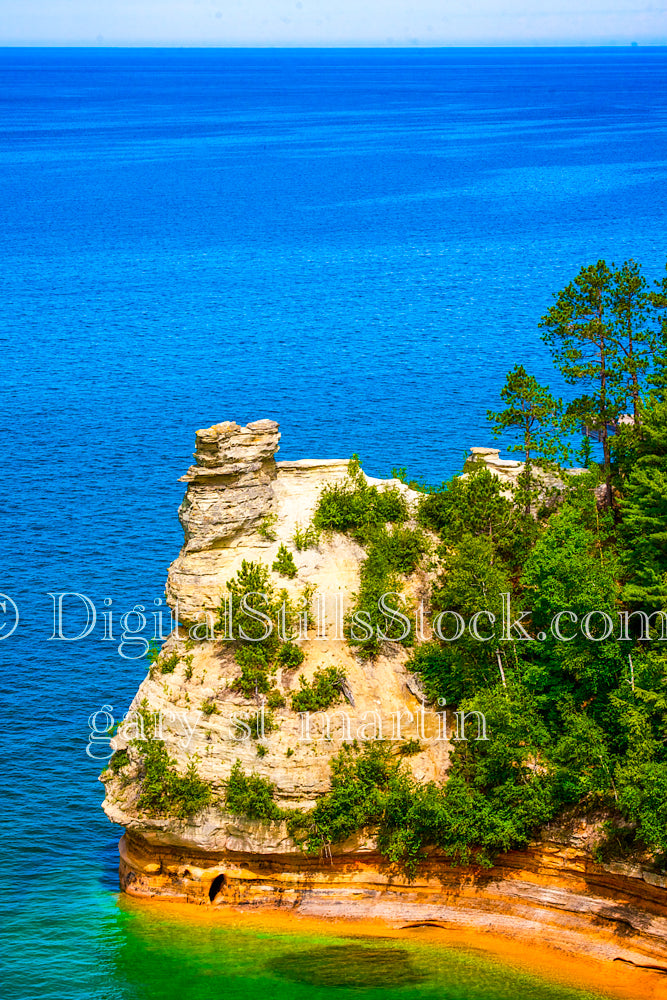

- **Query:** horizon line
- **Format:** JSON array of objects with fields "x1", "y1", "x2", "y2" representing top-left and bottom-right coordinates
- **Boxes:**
[{"x1": 0, "y1": 41, "x2": 665, "y2": 50}]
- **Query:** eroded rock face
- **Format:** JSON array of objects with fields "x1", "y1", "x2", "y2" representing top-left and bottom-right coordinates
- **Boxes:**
[
  {"x1": 166, "y1": 420, "x2": 376, "y2": 622},
  {"x1": 187, "y1": 419, "x2": 281, "y2": 474},
  {"x1": 103, "y1": 421, "x2": 667, "y2": 965},
  {"x1": 104, "y1": 417, "x2": 437, "y2": 843},
  {"x1": 166, "y1": 420, "x2": 282, "y2": 620},
  {"x1": 116, "y1": 829, "x2": 667, "y2": 967},
  {"x1": 173, "y1": 419, "x2": 280, "y2": 551}
]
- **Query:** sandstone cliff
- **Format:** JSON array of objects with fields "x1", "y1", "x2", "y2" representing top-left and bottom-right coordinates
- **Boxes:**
[
  {"x1": 102, "y1": 419, "x2": 667, "y2": 972},
  {"x1": 104, "y1": 418, "x2": 443, "y2": 840}
]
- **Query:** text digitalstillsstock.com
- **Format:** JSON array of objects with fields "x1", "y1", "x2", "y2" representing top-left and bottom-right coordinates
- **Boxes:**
[{"x1": 2, "y1": 591, "x2": 665, "y2": 658}]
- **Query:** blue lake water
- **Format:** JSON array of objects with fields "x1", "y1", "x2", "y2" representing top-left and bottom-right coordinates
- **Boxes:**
[{"x1": 1, "y1": 46, "x2": 666, "y2": 999}]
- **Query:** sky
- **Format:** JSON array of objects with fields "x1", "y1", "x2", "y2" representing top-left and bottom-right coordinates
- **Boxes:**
[{"x1": 0, "y1": 0, "x2": 665, "y2": 47}]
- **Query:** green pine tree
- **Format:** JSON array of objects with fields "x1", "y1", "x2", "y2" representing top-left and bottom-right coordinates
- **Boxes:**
[
  {"x1": 620, "y1": 362, "x2": 667, "y2": 609},
  {"x1": 487, "y1": 364, "x2": 564, "y2": 513},
  {"x1": 540, "y1": 261, "x2": 622, "y2": 505},
  {"x1": 608, "y1": 259, "x2": 655, "y2": 423}
]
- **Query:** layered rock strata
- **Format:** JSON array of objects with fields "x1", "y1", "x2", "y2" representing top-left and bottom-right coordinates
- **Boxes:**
[{"x1": 117, "y1": 826, "x2": 667, "y2": 968}]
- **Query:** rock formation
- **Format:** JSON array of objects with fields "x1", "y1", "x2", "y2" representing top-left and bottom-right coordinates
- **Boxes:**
[
  {"x1": 105, "y1": 417, "x2": 440, "y2": 822},
  {"x1": 462, "y1": 446, "x2": 587, "y2": 494},
  {"x1": 102, "y1": 420, "x2": 667, "y2": 970}
]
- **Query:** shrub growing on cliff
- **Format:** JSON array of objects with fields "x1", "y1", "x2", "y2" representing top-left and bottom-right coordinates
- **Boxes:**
[
  {"x1": 257, "y1": 513, "x2": 278, "y2": 541},
  {"x1": 224, "y1": 760, "x2": 283, "y2": 821},
  {"x1": 290, "y1": 666, "x2": 347, "y2": 713},
  {"x1": 233, "y1": 710, "x2": 276, "y2": 740},
  {"x1": 109, "y1": 748, "x2": 129, "y2": 774},
  {"x1": 346, "y1": 525, "x2": 424, "y2": 660},
  {"x1": 219, "y1": 560, "x2": 303, "y2": 700},
  {"x1": 289, "y1": 724, "x2": 557, "y2": 875},
  {"x1": 147, "y1": 642, "x2": 180, "y2": 678},
  {"x1": 313, "y1": 468, "x2": 408, "y2": 537},
  {"x1": 293, "y1": 521, "x2": 320, "y2": 550},
  {"x1": 159, "y1": 652, "x2": 180, "y2": 675},
  {"x1": 272, "y1": 543, "x2": 298, "y2": 579},
  {"x1": 134, "y1": 739, "x2": 212, "y2": 820},
  {"x1": 276, "y1": 641, "x2": 304, "y2": 669},
  {"x1": 267, "y1": 688, "x2": 286, "y2": 709}
]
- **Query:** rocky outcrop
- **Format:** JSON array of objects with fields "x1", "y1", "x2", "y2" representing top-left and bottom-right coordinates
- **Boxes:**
[
  {"x1": 177, "y1": 419, "x2": 281, "y2": 548},
  {"x1": 104, "y1": 418, "x2": 436, "y2": 824},
  {"x1": 166, "y1": 419, "x2": 282, "y2": 620},
  {"x1": 464, "y1": 447, "x2": 525, "y2": 487},
  {"x1": 165, "y1": 419, "x2": 387, "y2": 622},
  {"x1": 102, "y1": 420, "x2": 667, "y2": 969},
  {"x1": 462, "y1": 447, "x2": 588, "y2": 504}
]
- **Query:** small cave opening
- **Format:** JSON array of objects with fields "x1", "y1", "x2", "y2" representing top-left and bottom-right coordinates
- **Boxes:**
[{"x1": 208, "y1": 873, "x2": 226, "y2": 902}]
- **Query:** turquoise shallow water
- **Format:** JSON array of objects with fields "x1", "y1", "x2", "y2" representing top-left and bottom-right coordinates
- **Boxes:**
[
  {"x1": 10, "y1": 893, "x2": 613, "y2": 1000},
  {"x1": 1, "y1": 47, "x2": 666, "y2": 998},
  {"x1": 111, "y1": 907, "x2": 611, "y2": 1000}
]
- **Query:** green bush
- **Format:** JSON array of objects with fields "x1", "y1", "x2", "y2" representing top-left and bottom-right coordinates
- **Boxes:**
[
  {"x1": 134, "y1": 739, "x2": 211, "y2": 820},
  {"x1": 290, "y1": 666, "x2": 347, "y2": 713},
  {"x1": 313, "y1": 470, "x2": 408, "y2": 536},
  {"x1": 224, "y1": 760, "x2": 283, "y2": 821},
  {"x1": 159, "y1": 652, "x2": 179, "y2": 674},
  {"x1": 224, "y1": 560, "x2": 276, "y2": 642},
  {"x1": 257, "y1": 513, "x2": 278, "y2": 541},
  {"x1": 220, "y1": 561, "x2": 303, "y2": 699},
  {"x1": 345, "y1": 524, "x2": 424, "y2": 660},
  {"x1": 234, "y1": 710, "x2": 276, "y2": 740},
  {"x1": 293, "y1": 521, "x2": 320, "y2": 550},
  {"x1": 109, "y1": 748, "x2": 129, "y2": 773},
  {"x1": 276, "y1": 641, "x2": 305, "y2": 670},
  {"x1": 267, "y1": 688, "x2": 286, "y2": 709},
  {"x1": 201, "y1": 698, "x2": 218, "y2": 717},
  {"x1": 146, "y1": 642, "x2": 161, "y2": 666},
  {"x1": 233, "y1": 644, "x2": 273, "y2": 699},
  {"x1": 272, "y1": 543, "x2": 298, "y2": 579},
  {"x1": 378, "y1": 523, "x2": 427, "y2": 575}
]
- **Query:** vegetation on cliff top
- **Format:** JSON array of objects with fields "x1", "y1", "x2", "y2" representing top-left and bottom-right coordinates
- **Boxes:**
[
  {"x1": 132, "y1": 258, "x2": 667, "y2": 872},
  {"x1": 287, "y1": 259, "x2": 667, "y2": 871},
  {"x1": 400, "y1": 258, "x2": 667, "y2": 866}
]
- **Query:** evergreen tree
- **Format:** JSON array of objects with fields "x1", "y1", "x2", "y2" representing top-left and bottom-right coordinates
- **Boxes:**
[
  {"x1": 520, "y1": 496, "x2": 624, "y2": 714},
  {"x1": 649, "y1": 263, "x2": 667, "y2": 347},
  {"x1": 540, "y1": 261, "x2": 621, "y2": 504},
  {"x1": 487, "y1": 364, "x2": 564, "y2": 513},
  {"x1": 608, "y1": 259, "x2": 654, "y2": 423},
  {"x1": 620, "y1": 362, "x2": 667, "y2": 608},
  {"x1": 411, "y1": 533, "x2": 514, "y2": 703}
]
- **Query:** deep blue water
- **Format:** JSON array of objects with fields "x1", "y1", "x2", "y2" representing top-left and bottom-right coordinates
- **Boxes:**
[{"x1": 1, "y1": 47, "x2": 666, "y2": 999}]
